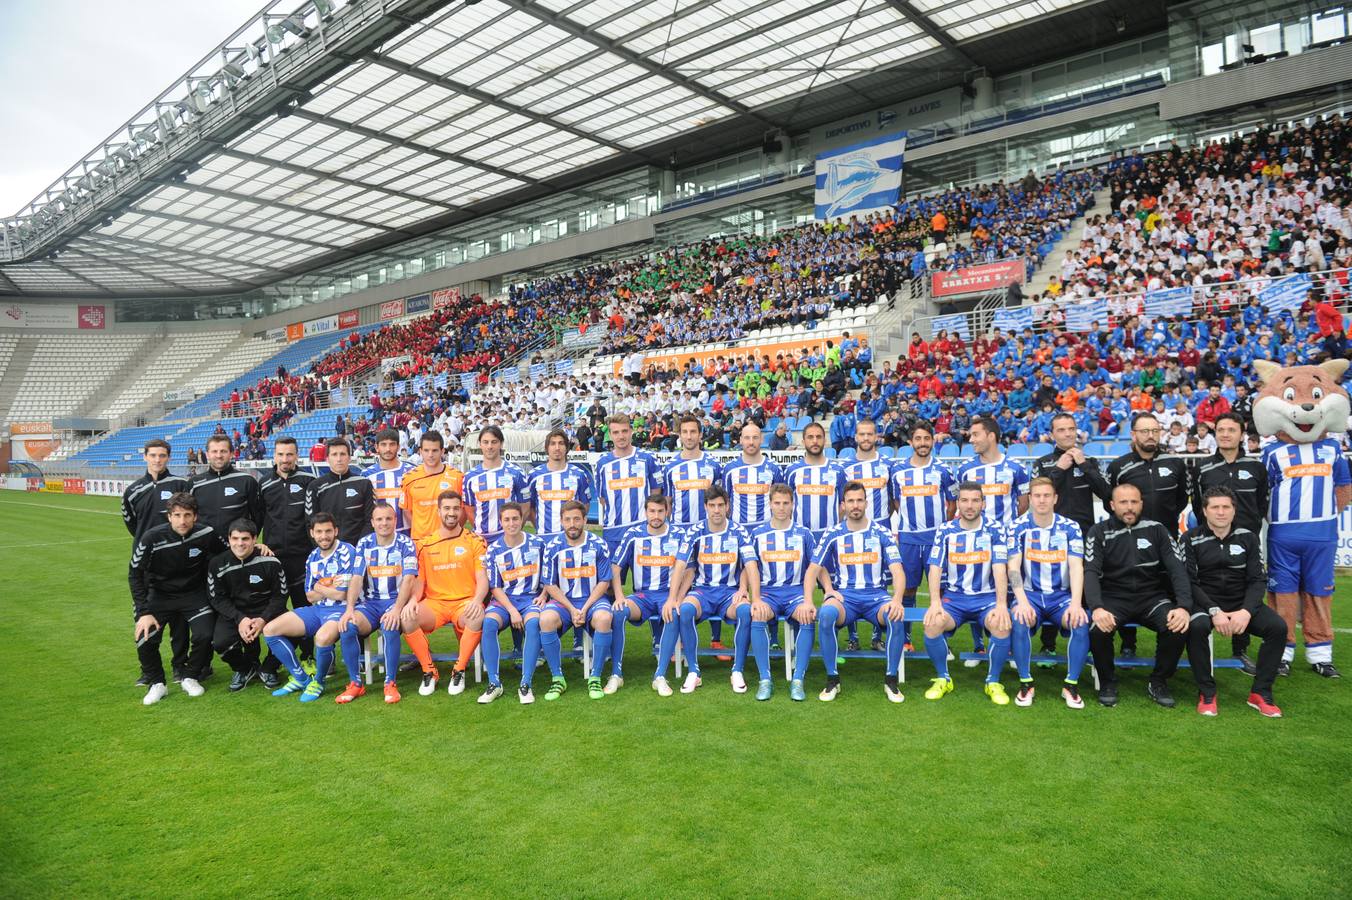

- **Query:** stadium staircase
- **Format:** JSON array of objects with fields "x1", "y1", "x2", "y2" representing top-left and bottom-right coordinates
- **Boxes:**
[
  {"x1": 1021, "y1": 186, "x2": 1111, "y2": 297},
  {"x1": 0, "y1": 337, "x2": 36, "y2": 424},
  {"x1": 71, "y1": 337, "x2": 160, "y2": 419}
]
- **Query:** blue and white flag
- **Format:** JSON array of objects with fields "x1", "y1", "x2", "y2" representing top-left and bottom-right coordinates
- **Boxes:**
[
  {"x1": 530, "y1": 363, "x2": 548, "y2": 382},
  {"x1": 931, "y1": 312, "x2": 971, "y2": 341},
  {"x1": 393, "y1": 380, "x2": 406, "y2": 395},
  {"x1": 498, "y1": 367, "x2": 519, "y2": 383},
  {"x1": 814, "y1": 132, "x2": 905, "y2": 220},
  {"x1": 554, "y1": 359, "x2": 574, "y2": 376},
  {"x1": 459, "y1": 373, "x2": 476, "y2": 391},
  {"x1": 1065, "y1": 298, "x2": 1107, "y2": 332},
  {"x1": 434, "y1": 373, "x2": 448, "y2": 389},
  {"x1": 992, "y1": 306, "x2": 1033, "y2": 334},
  {"x1": 1144, "y1": 287, "x2": 1192, "y2": 318},
  {"x1": 1259, "y1": 273, "x2": 1312, "y2": 312}
]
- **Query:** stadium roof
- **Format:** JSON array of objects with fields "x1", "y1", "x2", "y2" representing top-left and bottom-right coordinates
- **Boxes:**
[{"x1": 0, "y1": 0, "x2": 1165, "y2": 299}]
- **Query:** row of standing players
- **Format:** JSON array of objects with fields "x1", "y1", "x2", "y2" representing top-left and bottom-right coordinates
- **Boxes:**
[{"x1": 126, "y1": 408, "x2": 1346, "y2": 714}]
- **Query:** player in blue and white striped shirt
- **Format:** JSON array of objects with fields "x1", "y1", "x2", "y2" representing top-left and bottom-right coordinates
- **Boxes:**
[
  {"x1": 783, "y1": 422, "x2": 848, "y2": 534},
  {"x1": 805, "y1": 482, "x2": 908, "y2": 703},
  {"x1": 611, "y1": 494, "x2": 689, "y2": 694},
  {"x1": 658, "y1": 486, "x2": 760, "y2": 697},
  {"x1": 954, "y1": 416, "x2": 1027, "y2": 660},
  {"x1": 722, "y1": 423, "x2": 784, "y2": 528},
  {"x1": 751, "y1": 484, "x2": 818, "y2": 700},
  {"x1": 461, "y1": 426, "x2": 530, "y2": 543},
  {"x1": 1006, "y1": 477, "x2": 1089, "y2": 708},
  {"x1": 923, "y1": 482, "x2": 1013, "y2": 705},
  {"x1": 840, "y1": 418, "x2": 894, "y2": 652},
  {"x1": 528, "y1": 429, "x2": 594, "y2": 537},
  {"x1": 335, "y1": 504, "x2": 418, "y2": 704},
  {"x1": 890, "y1": 423, "x2": 956, "y2": 648},
  {"x1": 531, "y1": 500, "x2": 614, "y2": 702},
  {"x1": 663, "y1": 414, "x2": 728, "y2": 652},
  {"x1": 594, "y1": 415, "x2": 662, "y2": 554},
  {"x1": 480, "y1": 502, "x2": 548, "y2": 704},
  {"x1": 361, "y1": 429, "x2": 414, "y2": 533}
]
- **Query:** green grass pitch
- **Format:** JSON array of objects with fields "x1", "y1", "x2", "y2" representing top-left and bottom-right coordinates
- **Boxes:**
[{"x1": 2, "y1": 491, "x2": 1351, "y2": 899}]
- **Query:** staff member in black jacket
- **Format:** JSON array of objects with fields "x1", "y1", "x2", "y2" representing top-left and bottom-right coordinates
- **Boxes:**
[
  {"x1": 1183, "y1": 486, "x2": 1286, "y2": 718},
  {"x1": 1187, "y1": 413, "x2": 1270, "y2": 671},
  {"x1": 1084, "y1": 483, "x2": 1210, "y2": 709},
  {"x1": 122, "y1": 438, "x2": 193, "y2": 686},
  {"x1": 130, "y1": 493, "x2": 221, "y2": 706},
  {"x1": 207, "y1": 518, "x2": 289, "y2": 692},
  {"x1": 306, "y1": 438, "x2": 374, "y2": 546},
  {"x1": 1031, "y1": 413, "x2": 1112, "y2": 655},
  {"x1": 1106, "y1": 412, "x2": 1190, "y2": 657},
  {"x1": 191, "y1": 434, "x2": 265, "y2": 537}
]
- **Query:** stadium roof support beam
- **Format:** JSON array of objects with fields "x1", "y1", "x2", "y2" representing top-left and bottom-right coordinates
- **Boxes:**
[
  {"x1": 881, "y1": 0, "x2": 980, "y2": 69},
  {"x1": 149, "y1": 178, "x2": 410, "y2": 236},
  {"x1": 85, "y1": 232, "x2": 291, "y2": 280},
  {"x1": 497, "y1": 0, "x2": 787, "y2": 132},
  {"x1": 289, "y1": 108, "x2": 546, "y2": 187},
  {"x1": 127, "y1": 208, "x2": 346, "y2": 252},
  {"x1": 53, "y1": 249, "x2": 180, "y2": 293},
  {"x1": 211, "y1": 146, "x2": 459, "y2": 212},
  {"x1": 366, "y1": 54, "x2": 656, "y2": 164},
  {"x1": 78, "y1": 235, "x2": 270, "y2": 288}
]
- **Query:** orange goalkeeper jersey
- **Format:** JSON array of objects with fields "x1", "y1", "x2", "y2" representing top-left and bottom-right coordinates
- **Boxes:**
[
  {"x1": 401, "y1": 465, "x2": 464, "y2": 543},
  {"x1": 417, "y1": 529, "x2": 486, "y2": 602}
]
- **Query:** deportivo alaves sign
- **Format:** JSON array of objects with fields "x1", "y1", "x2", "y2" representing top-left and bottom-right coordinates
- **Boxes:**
[{"x1": 810, "y1": 88, "x2": 961, "y2": 153}]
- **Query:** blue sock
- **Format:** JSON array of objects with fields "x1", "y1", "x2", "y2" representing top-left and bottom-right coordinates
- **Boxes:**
[
  {"x1": 612, "y1": 613, "x2": 628, "y2": 678},
  {"x1": 885, "y1": 618, "x2": 903, "y2": 677},
  {"x1": 339, "y1": 623, "x2": 363, "y2": 683},
  {"x1": 986, "y1": 633, "x2": 1011, "y2": 684},
  {"x1": 380, "y1": 628, "x2": 401, "y2": 683},
  {"x1": 751, "y1": 619, "x2": 771, "y2": 681},
  {"x1": 678, "y1": 602, "x2": 700, "y2": 675},
  {"x1": 521, "y1": 616, "x2": 542, "y2": 685},
  {"x1": 902, "y1": 593, "x2": 917, "y2": 644},
  {"x1": 925, "y1": 633, "x2": 950, "y2": 680},
  {"x1": 709, "y1": 618, "x2": 723, "y2": 643},
  {"x1": 264, "y1": 635, "x2": 305, "y2": 680},
  {"x1": 541, "y1": 626, "x2": 563, "y2": 678},
  {"x1": 792, "y1": 620, "x2": 815, "y2": 681},
  {"x1": 819, "y1": 604, "x2": 841, "y2": 677},
  {"x1": 315, "y1": 643, "x2": 334, "y2": 684},
  {"x1": 655, "y1": 618, "x2": 680, "y2": 680},
  {"x1": 649, "y1": 619, "x2": 662, "y2": 648},
  {"x1": 732, "y1": 604, "x2": 752, "y2": 674},
  {"x1": 969, "y1": 622, "x2": 985, "y2": 652},
  {"x1": 1066, "y1": 623, "x2": 1089, "y2": 684},
  {"x1": 1012, "y1": 620, "x2": 1033, "y2": 680},
  {"x1": 847, "y1": 621, "x2": 859, "y2": 644},
  {"x1": 482, "y1": 614, "x2": 503, "y2": 686},
  {"x1": 591, "y1": 628, "x2": 612, "y2": 678}
]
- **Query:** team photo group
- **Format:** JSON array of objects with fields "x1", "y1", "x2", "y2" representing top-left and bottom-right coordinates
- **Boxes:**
[{"x1": 126, "y1": 356, "x2": 1350, "y2": 718}]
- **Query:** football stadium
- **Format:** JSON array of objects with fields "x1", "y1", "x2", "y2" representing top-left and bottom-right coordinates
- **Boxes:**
[{"x1": 4, "y1": 0, "x2": 1352, "y2": 896}]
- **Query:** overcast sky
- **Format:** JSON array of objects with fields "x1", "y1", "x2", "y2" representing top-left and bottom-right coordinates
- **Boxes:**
[{"x1": 0, "y1": 0, "x2": 264, "y2": 216}]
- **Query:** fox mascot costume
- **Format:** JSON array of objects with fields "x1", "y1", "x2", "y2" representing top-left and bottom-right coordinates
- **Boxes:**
[{"x1": 1252, "y1": 358, "x2": 1352, "y2": 675}]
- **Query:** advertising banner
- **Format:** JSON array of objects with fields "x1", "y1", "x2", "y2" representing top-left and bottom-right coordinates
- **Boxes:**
[
  {"x1": 931, "y1": 259, "x2": 1025, "y2": 298},
  {"x1": 10, "y1": 422, "x2": 59, "y2": 461},
  {"x1": 611, "y1": 335, "x2": 849, "y2": 376},
  {"x1": 405, "y1": 294, "x2": 430, "y2": 314},
  {"x1": 432, "y1": 288, "x2": 461, "y2": 310},
  {"x1": 2, "y1": 303, "x2": 77, "y2": 328},
  {"x1": 63, "y1": 479, "x2": 86, "y2": 495},
  {"x1": 380, "y1": 299, "x2": 404, "y2": 321},
  {"x1": 285, "y1": 323, "x2": 305, "y2": 342},
  {"x1": 77, "y1": 305, "x2": 107, "y2": 329},
  {"x1": 338, "y1": 310, "x2": 360, "y2": 329},
  {"x1": 303, "y1": 315, "x2": 339, "y2": 337}
]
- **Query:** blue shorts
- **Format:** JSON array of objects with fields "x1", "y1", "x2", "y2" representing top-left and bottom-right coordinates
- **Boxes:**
[
  {"x1": 939, "y1": 592, "x2": 996, "y2": 632},
  {"x1": 687, "y1": 586, "x2": 737, "y2": 620},
  {"x1": 1019, "y1": 591, "x2": 1074, "y2": 633},
  {"x1": 622, "y1": 590, "x2": 667, "y2": 621},
  {"x1": 352, "y1": 598, "x2": 396, "y2": 630},
  {"x1": 761, "y1": 585, "x2": 805, "y2": 619},
  {"x1": 839, "y1": 588, "x2": 890, "y2": 626},
  {"x1": 541, "y1": 600, "x2": 609, "y2": 634},
  {"x1": 897, "y1": 539, "x2": 933, "y2": 592},
  {"x1": 1268, "y1": 529, "x2": 1337, "y2": 596},
  {"x1": 486, "y1": 597, "x2": 538, "y2": 624},
  {"x1": 294, "y1": 604, "x2": 344, "y2": 637}
]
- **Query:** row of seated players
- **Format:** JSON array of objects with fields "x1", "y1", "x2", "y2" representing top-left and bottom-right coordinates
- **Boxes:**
[{"x1": 129, "y1": 407, "x2": 1346, "y2": 715}]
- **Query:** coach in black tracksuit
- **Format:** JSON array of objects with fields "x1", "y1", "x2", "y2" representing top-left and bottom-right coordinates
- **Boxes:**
[
  {"x1": 258, "y1": 439, "x2": 317, "y2": 609},
  {"x1": 1084, "y1": 483, "x2": 1210, "y2": 708},
  {"x1": 122, "y1": 440, "x2": 193, "y2": 683},
  {"x1": 1183, "y1": 486, "x2": 1286, "y2": 711},
  {"x1": 1106, "y1": 412, "x2": 1190, "y2": 656},
  {"x1": 1032, "y1": 413, "x2": 1113, "y2": 654},
  {"x1": 130, "y1": 496, "x2": 222, "y2": 687},
  {"x1": 305, "y1": 438, "x2": 373, "y2": 546},
  {"x1": 207, "y1": 519, "x2": 289, "y2": 691},
  {"x1": 190, "y1": 439, "x2": 265, "y2": 539},
  {"x1": 1188, "y1": 412, "x2": 1270, "y2": 663}
]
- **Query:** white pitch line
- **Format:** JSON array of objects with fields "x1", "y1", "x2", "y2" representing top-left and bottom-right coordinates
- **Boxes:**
[
  {"x1": 0, "y1": 537, "x2": 125, "y2": 550},
  {"x1": 0, "y1": 499, "x2": 121, "y2": 516}
]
